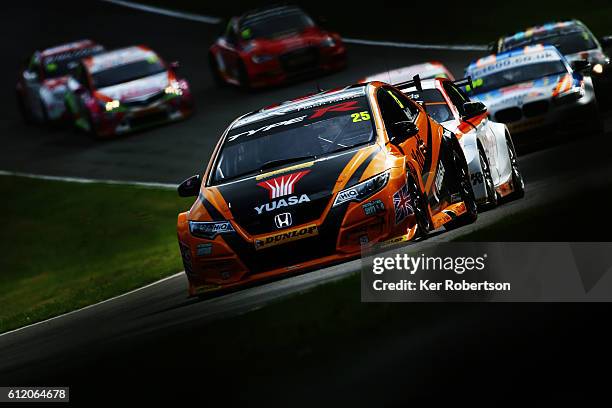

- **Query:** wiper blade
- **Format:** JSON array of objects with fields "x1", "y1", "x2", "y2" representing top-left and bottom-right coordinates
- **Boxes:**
[{"x1": 257, "y1": 155, "x2": 316, "y2": 172}]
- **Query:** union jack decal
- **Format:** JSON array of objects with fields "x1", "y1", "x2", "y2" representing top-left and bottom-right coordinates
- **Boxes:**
[{"x1": 393, "y1": 184, "x2": 414, "y2": 224}]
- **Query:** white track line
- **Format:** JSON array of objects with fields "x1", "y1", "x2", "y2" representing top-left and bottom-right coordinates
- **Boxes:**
[
  {"x1": 0, "y1": 272, "x2": 184, "y2": 338},
  {"x1": 342, "y1": 38, "x2": 487, "y2": 51},
  {"x1": 0, "y1": 170, "x2": 176, "y2": 189},
  {"x1": 100, "y1": 0, "x2": 221, "y2": 23},
  {"x1": 99, "y1": 0, "x2": 487, "y2": 51}
]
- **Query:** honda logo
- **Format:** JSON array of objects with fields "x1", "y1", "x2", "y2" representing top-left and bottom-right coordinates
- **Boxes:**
[
  {"x1": 274, "y1": 212, "x2": 293, "y2": 229},
  {"x1": 258, "y1": 170, "x2": 310, "y2": 199}
]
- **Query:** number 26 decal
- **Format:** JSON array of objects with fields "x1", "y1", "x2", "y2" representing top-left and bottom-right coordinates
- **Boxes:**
[{"x1": 351, "y1": 111, "x2": 371, "y2": 122}]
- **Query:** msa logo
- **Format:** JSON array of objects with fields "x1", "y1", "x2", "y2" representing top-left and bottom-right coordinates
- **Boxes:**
[
  {"x1": 254, "y1": 194, "x2": 310, "y2": 215},
  {"x1": 274, "y1": 212, "x2": 293, "y2": 229},
  {"x1": 254, "y1": 224, "x2": 318, "y2": 250},
  {"x1": 257, "y1": 170, "x2": 310, "y2": 199}
]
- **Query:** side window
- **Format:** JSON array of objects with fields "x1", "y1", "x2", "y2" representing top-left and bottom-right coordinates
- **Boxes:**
[
  {"x1": 28, "y1": 53, "x2": 41, "y2": 77},
  {"x1": 377, "y1": 88, "x2": 419, "y2": 124},
  {"x1": 225, "y1": 20, "x2": 239, "y2": 45},
  {"x1": 443, "y1": 83, "x2": 470, "y2": 115}
]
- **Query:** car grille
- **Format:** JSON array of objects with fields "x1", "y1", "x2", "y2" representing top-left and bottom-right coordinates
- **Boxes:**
[
  {"x1": 129, "y1": 111, "x2": 168, "y2": 128},
  {"x1": 279, "y1": 47, "x2": 319, "y2": 74},
  {"x1": 522, "y1": 100, "x2": 549, "y2": 117},
  {"x1": 495, "y1": 107, "x2": 523, "y2": 123},
  {"x1": 123, "y1": 91, "x2": 165, "y2": 108}
]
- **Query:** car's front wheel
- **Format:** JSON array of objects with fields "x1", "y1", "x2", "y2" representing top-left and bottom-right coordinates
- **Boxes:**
[
  {"x1": 16, "y1": 90, "x2": 33, "y2": 124},
  {"x1": 506, "y1": 132, "x2": 525, "y2": 200},
  {"x1": 208, "y1": 52, "x2": 226, "y2": 87},
  {"x1": 445, "y1": 141, "x2": 478, "y2": 230},
  {"x1": 478, "y1": 145, "x2": 498, "y2": 210},
  {"x1": 407, "y1": 174, "x2": 431, "y2": 239}
]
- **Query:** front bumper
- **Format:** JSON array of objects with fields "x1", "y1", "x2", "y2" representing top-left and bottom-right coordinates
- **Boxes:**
[
  {"x1": 177, "y1": 173, "x2": 417, "y2": 296},
  {"x1": 246, "y1": 45, "x2": 347, "y2": 88},
  {"x1": 93, "y1": 95, "x2": 193, "y2": 137}
]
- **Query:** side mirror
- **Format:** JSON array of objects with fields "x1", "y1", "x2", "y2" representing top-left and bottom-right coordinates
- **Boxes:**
[
  {"x1": 169, "y1": 61, "x2": 180, "y2": 71},
  {"x1": 599, "y1": 35, "x2": 612, "y2": 48},
  {"x1": 23, "y1": 70, "x2": 38, "y2": 82},
  {"x1": 571, "y1": 59, "x2": 591, "y2": 73},
  {"x1": 178, "y1": 175, "x2": 201, "y2": 197},
  {"x1": 389, "y1": 121, "x2": 419, "y2": 144},
  {"x1": 462, "y1": 101, "x2": 487, "y2": 119}
]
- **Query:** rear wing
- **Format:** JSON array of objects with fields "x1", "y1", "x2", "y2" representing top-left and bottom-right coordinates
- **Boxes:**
[{"x1": 394, "y1": 74, "x2": 473, "y2": 91}]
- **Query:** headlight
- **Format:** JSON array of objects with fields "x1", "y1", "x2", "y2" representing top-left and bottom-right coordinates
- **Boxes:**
[
  {"x1": 554, "y1": 84, "x2": 585, "y2": 104},
  {"x1": 333, "y1": 171, "x2": 390, "y2": 207},
  {"x1": 189, "y1": 221, "x2": 235, "y2": 239},
  {"x1": 251, "y1": 54, "x2": 274, "y2": 64},
  {"x1": 593, "y1": 63, "x2": 604, "y2": 74},
  {"x1": 105, "y1": 99, "x2": 120, "y2": 112},
  {"x1": 164, "y1": 81, "x2": 183, "y2": 96},
  {"x1": 321, "y1": 37, "x2": 336, "y2": 47}
]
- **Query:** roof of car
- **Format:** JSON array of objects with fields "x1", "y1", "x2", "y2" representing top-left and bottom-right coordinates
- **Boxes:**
[
  {"x1": 499, "y1": 20, "x2": 585, "y2": 49},
  {"x1": 83, "y1": 45, "x2": 159, "y2": 73},
  {"x1": 239, "y1": 4, "x2": 306, "y2": 25},
  {"x1": 40, "y1": 39, "x2": 99, "y2": 58},
  {"x1": 361, "y1": 62, "x2": 452, "y2": 84},
  {"x1": 232, "y1": 84, "x2": 368, "y2": 129},
  {"x1": 466, "y1": 44, "x2": 563, "y2": 74}
]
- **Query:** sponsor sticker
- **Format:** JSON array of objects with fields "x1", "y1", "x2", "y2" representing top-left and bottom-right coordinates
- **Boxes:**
[
  {"x1": 196, "y1": 243, "x2": 213, "y2": 257},
  {"x1": 254, "y1": 224, "x2": 319, "y2": 250},
  {"x1": 362, "y1": 199, "x2": 385, "y2": 216}
]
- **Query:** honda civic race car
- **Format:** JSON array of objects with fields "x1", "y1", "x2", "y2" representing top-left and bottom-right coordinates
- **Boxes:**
[
  {"x1": 65, "y1": 45, "x2": 193, "y2": 138},
  {"x1": 491, "y1": 20, "x2": 611, "y2": 83},
  {"x1": 464, "y1": 45, "x2": 601, "y2": 135},
  {"x1": 359, "y1": 61, "x2": 455, "y2": 84},
  {"x1": 16, "y1": 39, "x2": 104, "y2": 124},
  {"x1": 209, "y1": 5, "x2": 346, "y2": 88},
  {"x1": 176, "y1": 82, "x2": 477, "y2": 295},
  {"x1": 398, "y1": 76, "x2": 524, "y2": 208}
]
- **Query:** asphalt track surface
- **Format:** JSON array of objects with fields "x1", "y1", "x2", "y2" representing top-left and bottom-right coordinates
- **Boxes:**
[{"x1": 2, "y1": 1, "x2": 612, "y2": 404}]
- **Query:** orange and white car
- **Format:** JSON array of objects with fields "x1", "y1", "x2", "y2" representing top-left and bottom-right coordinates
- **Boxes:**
[
  {"x1": 176, "y1": 82, "x2": 477, "y2": 295},
  {"x1": 65, "y1": 45, "x2": 194, "y2": 138}
]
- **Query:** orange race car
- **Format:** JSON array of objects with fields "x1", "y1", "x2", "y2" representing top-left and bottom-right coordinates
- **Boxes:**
[{"x1": 176, "y1": 82, "x2": 477, "y2": 296}]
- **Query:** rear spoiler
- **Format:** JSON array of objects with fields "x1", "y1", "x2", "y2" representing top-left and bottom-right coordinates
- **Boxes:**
[{"x1": 394, "y1": 74, "x2": 474, "y2": 91}]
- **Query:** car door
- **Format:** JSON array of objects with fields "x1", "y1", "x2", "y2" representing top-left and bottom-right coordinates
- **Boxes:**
[
  {"x1": 215, "y1": 19, "x2": 242, "y2": 81},
  {"x1": 377, "y1": 86, "x2": 446, "y2": 204},
  {"x1": 22, "y1": 53, "x2": 44, "y2": 120},
  {"x1": 443, "y1": 81, "x2": 499, "y2": 178}
]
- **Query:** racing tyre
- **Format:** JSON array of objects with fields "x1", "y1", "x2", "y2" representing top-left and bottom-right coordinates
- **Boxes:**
[
  {"x1": 208, "y1": 53, "x2": 226, "y2": 87},
  {"x1": 407, "y1": 173, "x2": 432, "y2": 239},
  {"x1": 505, "y1": 133, "x2": 525, "y2": 200},
  {"x1": 478, "y1": 144, "x2": 498, "y2": 210},
  {"x1": 445, "y1": 141, "x2": 478, "y2": 230},
  {"x1": 586, "y1": 102, "x2": 604, "y2": 136}
]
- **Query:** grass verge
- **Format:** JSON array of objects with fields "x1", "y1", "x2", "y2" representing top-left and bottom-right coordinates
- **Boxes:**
[{"x1": 0, "y1": 176, "x2": 188, "y2": 334}]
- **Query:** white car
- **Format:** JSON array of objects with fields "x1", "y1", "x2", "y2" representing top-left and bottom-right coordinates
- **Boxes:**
[
  {"x1": 16, "y1": 39, "x2": 104, "y2": 124},
  {"x1": 464, "y1": 44, "x2": 600, "y2": 135},
  {"x1": 397, "y1": 76, "x2": 524, "y2": 208}
]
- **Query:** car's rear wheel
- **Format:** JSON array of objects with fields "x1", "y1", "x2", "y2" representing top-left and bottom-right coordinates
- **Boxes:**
[
  {"x1": 478, "y1": 144, "x2": 498, "y2": 210},
  {"x1": 506, "y1": 132, "x2": 525, "y2": 200},
  {"x1": 445, "y1": 142, "x2": 478, "y2": 230},
  {"x1": 407, "y1": 174, "x2": 431, "y2": 239}
]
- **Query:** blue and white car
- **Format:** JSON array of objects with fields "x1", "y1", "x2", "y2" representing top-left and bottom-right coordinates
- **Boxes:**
[{"x1": 464, "y1": 45, "x2": 600, "y2": 135}]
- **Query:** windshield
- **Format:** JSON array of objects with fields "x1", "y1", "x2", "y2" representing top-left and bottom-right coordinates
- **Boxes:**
[
  {"x1": 468, "y1": 60, "x2": 567, "y2": 94},
  {"x1": 41, "y1": 47, "x2": 102, "y2": 79},
  {"x1": 240, "y1": 9, "x2": 314, "y2": 39},
  {"x1": 404, "y1": 89, "x2": 454, "y2": 123},
  {"x1": 504, "y1": 31, "x2": 598, "y2": 55},
  {"x1": 212, "y1": 96, "x2": 375, "y2": 184},
  {"x1": 91, "y1": 59, "x2": 166, "y2": 89}
]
